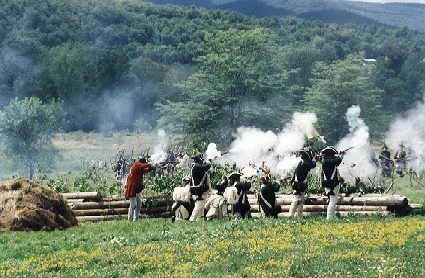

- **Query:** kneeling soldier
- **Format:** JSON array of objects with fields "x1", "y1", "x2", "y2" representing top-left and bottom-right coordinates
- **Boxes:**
[{"x1": 259, "y1": 176, "x2": 282, "y2": 218}]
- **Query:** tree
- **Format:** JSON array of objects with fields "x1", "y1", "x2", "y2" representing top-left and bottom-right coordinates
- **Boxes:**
[
  {"x1": 158, "y1": 28, "x2": 287, "y2": 145},
  {"x1": 0, "y1": 97, "x2": 65, "y2": 179},
  {"x1": 304, "y1": 54, "x2": 386, "y2": 143}
]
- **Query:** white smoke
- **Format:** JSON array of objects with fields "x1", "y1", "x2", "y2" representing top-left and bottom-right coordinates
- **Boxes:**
[
  {"x1": 222, "y1": 127, "x2": 278, "y2": 168},
  {"x1": 337, "y1": 105, "x2": 377, "y2": 183},
  {"x1": 150, "y1": 129, "x2": 168, "y2": 163},
  {"x1": 206, "y1": 143, "x2": 221, "y2": 160},
  {"x1": 276, "y1": 155, "x2": 301, "y2": 177},
  {"x1": 221, "y1": 112, "x2": 319, "y2": 175},
  {"x1": 386, "y1": 98, "x2": 425, "y2": 173},
  {"x1": 275, "y1": 113, "x2": 318, "y2": 156}
]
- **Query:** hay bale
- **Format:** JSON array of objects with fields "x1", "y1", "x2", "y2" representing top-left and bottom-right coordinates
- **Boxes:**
[{"x1": 0, "y1": 177, "x2": 78, "y2": 231}]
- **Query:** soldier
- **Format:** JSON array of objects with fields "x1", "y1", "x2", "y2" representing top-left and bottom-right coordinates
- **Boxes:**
[
  {"x1": 125, "y1": 157, "x2": 154, "y2": 221},
  {"x1": 379, "y1": 145, "x2": 392, "y2": 178},
  {"x1": 171, "y1": 177, "x2": 193, "y2": 222},
  {"x1": 205, "y1": 176, "x2": 228, "y2": 220},
  {"x1": 289, "y1": 150, "x2": 316, "y2": 217},
  {"x1": 189, "y1": 154, "x2": 213, "y2": 221},
  {"x1": 258, "y1": 176, "x2": 281, "y2": 218},
  {"x1": 230, "y1": 172, "x2": 252, "y2": 219},
  {"x1": 394, "y1": 144, "x2": 407, "y2": 177},
  {"x1": 320, "y1": 146, "x2": 344, "y2": 220}
]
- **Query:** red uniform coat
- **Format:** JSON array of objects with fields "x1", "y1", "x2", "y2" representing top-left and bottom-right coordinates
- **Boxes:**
[{"x1": 125, "y1": 162, "x2": 154, "y2": 199}]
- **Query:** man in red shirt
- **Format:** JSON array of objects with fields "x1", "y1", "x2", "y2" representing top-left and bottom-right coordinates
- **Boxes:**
[{"x1": 125, "y1": 157, "x2": 154, "y2": 221}]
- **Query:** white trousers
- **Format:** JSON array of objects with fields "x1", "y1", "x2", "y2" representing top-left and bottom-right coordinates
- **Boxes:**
[
  {"x1": 289, "y1": 193, "x2": 305, "y2": 217},
  {"x1": 175, "y1": 206, "x2": 190, "y2": 221},
  {"x1": 189, "y1": 193, "x2": 208, "y2": 221},
  {"x1": 128, "y1": 194, "x2": 142, "y2": 221},
  {"x1": 324, "y1": 184, "x2": 340, "y2": 219}
]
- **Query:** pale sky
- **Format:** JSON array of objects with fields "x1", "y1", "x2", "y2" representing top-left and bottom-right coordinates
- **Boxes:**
[
  {"x1": 350, "y1": 0, "x2": 425, "y2": 4},
  {"x1": 350, "y1": 0, "x2": 425, "y2": 3}
]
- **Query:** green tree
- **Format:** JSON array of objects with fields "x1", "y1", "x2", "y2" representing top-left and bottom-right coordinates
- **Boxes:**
[
  {"x1": 158, "y1": 28, "x2": 287, "y2": 144},
  {"x1": 304, "y1": 54, "x2": 386, "y2": 143},
  {"x1": 0, "y1": 97, "x2": 65, "y2": 179}
]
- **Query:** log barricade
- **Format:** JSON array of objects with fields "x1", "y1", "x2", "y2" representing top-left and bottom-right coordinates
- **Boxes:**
[
  {"x1": 61, "y1": 192, "x2": 172, "y2": 221},
  {"x1": 63, "y1": 192, "x2": 414, "y2": 221},
  {"x1": 62, "y1": 192, "x2": 102, "y2": 202}
]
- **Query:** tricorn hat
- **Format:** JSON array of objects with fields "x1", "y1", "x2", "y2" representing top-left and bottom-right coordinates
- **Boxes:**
[
  {"x1": 191, "y1": 153, "x2": 204, "y2": 163},
  {"x1": 299, "y1": 149, "x2": 312, "y2": 161},
  {"x1": 228, "y1": 172, "x2": 243, "y2": 181},
  {"x1": 321, "y1": 146, "x2": 338, "y2": 156}
]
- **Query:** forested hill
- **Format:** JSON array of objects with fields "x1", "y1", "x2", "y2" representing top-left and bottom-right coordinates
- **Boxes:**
[
  {"x1": 1, "y1": 0, "x2": 425, "y2": 144},
  {"x1": 149, "y1": 0, "x2": 425, "y2": 33}
]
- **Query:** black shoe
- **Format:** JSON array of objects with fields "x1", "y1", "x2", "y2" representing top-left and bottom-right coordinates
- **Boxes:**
[{"x1": 171, "y1": 216, "x2": 176, "y2": 223}]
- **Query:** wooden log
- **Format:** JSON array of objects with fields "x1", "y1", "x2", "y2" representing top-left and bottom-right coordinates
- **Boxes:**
[
  {"x1": 65, "y1": 199, "x2": 84, "y2": 203},
  {"x1": 249, "y1": 205, "x2": 388, "y2": 213},
  {"x1": 62, "y1": 192, "x2": 101, "y2": 201},
  {"x1": 72, "y1": 199, "x2": 172, "y2": 210},
  {"x1": 250, "y1": 210, "x2": 392, "y2": 218},
  {"x1": 73, "y1": 208, "x2": 129, "y2": 216},
  {"x1": 72, "y1": 200, "x2": 130, "y2": 210},
  {"x1": 72, "y1": 206, "x2": 169, "y2": 216},
  {"x1": 76, "y1": 212, "x2": 171, "y2": 222},
  {"x1": 247, "y1": 194, "x2": 408, "y2": 207},
  {"x1": 409, "y1": 203, "x2": 423, "y2": 210}
]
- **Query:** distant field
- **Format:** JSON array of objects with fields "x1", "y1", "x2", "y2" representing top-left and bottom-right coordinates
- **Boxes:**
[
  {"x1": 0, "y1": 131, "x2": 424, "y2": 205},
  {"x1": 0, "y1": 217, "x2": 424, "y2": 277}
]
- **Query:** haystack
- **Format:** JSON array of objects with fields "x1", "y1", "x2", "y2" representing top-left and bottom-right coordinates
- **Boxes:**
[{"x1": 0, "y1": 177, "x2": 78, "y2": 231}]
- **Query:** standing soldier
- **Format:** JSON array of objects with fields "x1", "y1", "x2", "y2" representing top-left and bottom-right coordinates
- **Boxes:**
[
  {"x1": 289, "y1": 150, "x2": 316, "y2": 217},
  {"x1": 379, "y1": 145, "x2": 392, "y2": 178},
  {"x1": 189, "y1": 154, "x2": 213, "y2": 221},
  {"x1": 125, "y1": 157, "x2": 154, "y2": 221},
  {"x1": 258, "y1": 176, "x2": 282, "y2": 218},
  {"x1": 394, "y1": 144, "x2": 407, "y2": 177},
  {"x1": 320, "y1": 146, "x2": 344, "y2": 220}
]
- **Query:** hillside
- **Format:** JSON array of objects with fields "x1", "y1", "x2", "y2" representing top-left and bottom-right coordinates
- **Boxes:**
[
  {"x1": 149, "y1": 0, "x2": 425, "y2": 32},
  {"x1": 0, "y1": 0, "x2": 425, "y2": 140}
]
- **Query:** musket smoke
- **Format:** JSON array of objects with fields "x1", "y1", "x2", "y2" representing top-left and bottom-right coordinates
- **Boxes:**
[
  {"x1": 337, "y1": 105, "x2": 377, "y2": 183},
  {"x1": 206, "y1": 143, "x2": 221, "y2": 160},
  {"x1": 221, "y1": 112, "x2": 319, "y2": 175},
  {"x1": 386, "y1": 98, "x2": 425, "y2": 173},
  {"x1": 150, "y1": 129, "x2": 168, "y2": 163}
]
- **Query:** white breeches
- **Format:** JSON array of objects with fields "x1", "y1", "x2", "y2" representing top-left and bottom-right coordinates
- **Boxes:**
[
  {"x1": 175, "y1": 206, "x2": 190, "y2": 220},
  {"x1": 189, "y1": 193, "x2": 208, "y2": 221},
  {"x1": 289, "y1": 193, "x2": 305, "y2": 217},
  {"x1": 324, "y1": 184, "x2": 340, "y2": 219},
  {"x1": 128, "y1": 194, "x2": 142, "y2": 221}
]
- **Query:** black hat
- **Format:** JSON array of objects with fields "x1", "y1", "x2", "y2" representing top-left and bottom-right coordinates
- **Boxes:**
[
  {"x1": 228, "y1": 172, "x2": 242, "y2": 181},
  {"x1": 321, "y1": 146, "x2": 338, "y2": 156},
  {"x1": 299, "y1": 150, "x2": 312, "y2": 160},
  {"x1": 191, "y1": 153, "x2": 204, "y2": 164}
]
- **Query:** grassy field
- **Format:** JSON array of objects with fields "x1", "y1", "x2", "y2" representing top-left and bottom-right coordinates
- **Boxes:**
[{"x1": 0, "y1": 216, "x2": 424, "y2": 277}]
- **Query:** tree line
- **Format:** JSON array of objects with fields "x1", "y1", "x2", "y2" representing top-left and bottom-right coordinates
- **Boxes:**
[{"x1": 0, "y1": 0, "x2": 424, "y2": 144}]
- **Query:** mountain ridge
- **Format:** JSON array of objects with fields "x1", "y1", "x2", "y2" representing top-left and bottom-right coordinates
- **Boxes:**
[{"x1": 148, "y1": 0, "x2": 425, "y2": 32}]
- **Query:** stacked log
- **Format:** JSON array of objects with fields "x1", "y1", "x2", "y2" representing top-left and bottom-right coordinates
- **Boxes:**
[
  {"x1": 61, "y1": 193, "x2": 172, "y2": 221},
  {"x1": 62, "y1": 192, "x2": 417, "y2": 221},
  {"x1": 247, "y1": 193, "x2": 411, "y2": 217}
]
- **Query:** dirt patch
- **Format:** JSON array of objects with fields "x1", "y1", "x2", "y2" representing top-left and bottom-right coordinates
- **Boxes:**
[{"x1": 0, "y1": 177, "x2": 78, "y2": 231}]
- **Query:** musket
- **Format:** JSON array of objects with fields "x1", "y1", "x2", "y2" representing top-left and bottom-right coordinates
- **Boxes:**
[{"x1": 341, "y1": 146, "x2": 355, "y2": 153}]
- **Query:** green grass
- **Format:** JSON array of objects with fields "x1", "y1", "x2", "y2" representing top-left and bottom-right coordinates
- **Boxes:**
[{"x1": 0, "y1": 216, "x2": 424, "y2": 277}]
